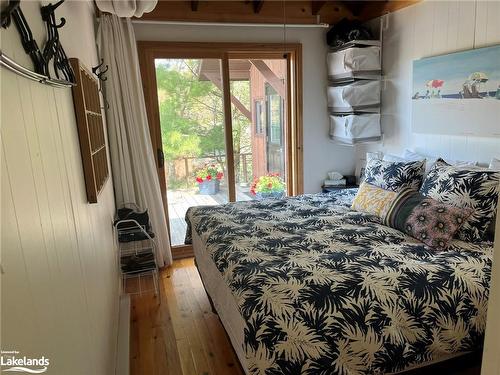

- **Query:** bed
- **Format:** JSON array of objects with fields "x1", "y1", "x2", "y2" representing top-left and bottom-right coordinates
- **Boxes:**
[{"x1": 185, "y1": 189, "x2": 493, "y2": 375}]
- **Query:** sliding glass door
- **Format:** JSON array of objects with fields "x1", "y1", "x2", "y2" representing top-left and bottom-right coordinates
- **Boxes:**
[
  {"x1": 154, "y1": 58, "x2": 229, "y2": 246},
  {"x1": 138, "y1": 43, "x2": 302, "y2": 252}
]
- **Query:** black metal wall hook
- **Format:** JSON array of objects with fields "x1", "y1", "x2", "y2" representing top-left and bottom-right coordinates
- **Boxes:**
[
  {"x1": 92, "y1": 59, "x2": 110, "y2": 108},
  {"x1": 41, "y1": 0, "x2": 75, "y2": 83},
  {"x1": 92, "y1": 59, "x2": 105, "y2": 74},
  {"x1": 1, "y1": 0, "x2": 48, "y2": 76},
  {"x1": 41, "y1": 0, "x2": 66, "y2": 28},
  {"x1": 0, "y1": 0, "x2": 20, "y2": 29},
  {"x1": 40, "y1": 0, "x2": 65, "y2": 21},
  {"x1": 97, "y1": 67, "x2": 108, "y2": 81},
  {"x1": 92, "y1": 59, "x2": 108, "y2": 81}
]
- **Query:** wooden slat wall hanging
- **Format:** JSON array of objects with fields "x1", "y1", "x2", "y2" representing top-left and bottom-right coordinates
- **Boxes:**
[{"x1": 69, "y1": 58, "x2": 109, "y2": 203}]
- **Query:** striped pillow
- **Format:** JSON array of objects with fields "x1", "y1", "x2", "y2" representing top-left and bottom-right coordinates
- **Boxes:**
[{"x1": 385, "y1": 189, "x2": 473, "y2": 250}]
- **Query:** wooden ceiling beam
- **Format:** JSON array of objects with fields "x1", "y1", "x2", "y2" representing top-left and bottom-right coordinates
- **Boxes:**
[
  {"x1": 339, "y1": 1, "x2": 366, "y2": 17},
  {"x1": 311, "y1": 1, "x2": 327, "y2": 16},
  {"x1": 356, "y1": 0, "x2": 421, "y2": 21},
  {"x1": 140, "y1": 1, "x2": 352, "y2": 25},
  {"x1": 138, "y1": 1, "x2": 421, "y2": 25}
]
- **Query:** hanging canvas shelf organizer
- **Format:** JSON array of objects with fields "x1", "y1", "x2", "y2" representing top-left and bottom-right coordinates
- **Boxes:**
[
  {"x1": 327, "y1": 46, "x2": 381, "y2": 82},
  {"x1": 327, "y1": 80, "x2": 381, "y2": 113},
  {"x1": 330, "y1": 113, "x2": 382, "y2": 145}
]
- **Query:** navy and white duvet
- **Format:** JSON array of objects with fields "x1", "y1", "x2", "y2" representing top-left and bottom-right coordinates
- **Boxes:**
[{"x1": 185, "y1": 190, "x2": 493, "y2": 375}]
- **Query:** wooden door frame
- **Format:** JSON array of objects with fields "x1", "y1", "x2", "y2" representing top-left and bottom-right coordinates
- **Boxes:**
[{"x1": 137, "y1": 41, "x2": 303, "y2": 258}]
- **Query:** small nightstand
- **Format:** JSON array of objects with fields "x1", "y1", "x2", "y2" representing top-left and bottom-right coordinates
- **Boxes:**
[{"x1": 322, "y1": 185, "x2": 359, "y2": 194}]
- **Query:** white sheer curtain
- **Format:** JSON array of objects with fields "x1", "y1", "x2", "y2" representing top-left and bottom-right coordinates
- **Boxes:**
[{"x1": 97, "y1": 15, "x2": 172, "y2": 267}]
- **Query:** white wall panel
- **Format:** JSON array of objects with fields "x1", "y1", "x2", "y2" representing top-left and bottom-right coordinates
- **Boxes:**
[
  {"x1": 357, "y1": 0, "x2": 500, "y2": 167},
  {"x1": 0, "y1": 1, "x2": 119, "y2": 374}
]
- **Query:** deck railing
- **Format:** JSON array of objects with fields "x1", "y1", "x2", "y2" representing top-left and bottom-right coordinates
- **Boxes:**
[{"x1": 166, "y1": 152, "x2": 252, "y2": 189}]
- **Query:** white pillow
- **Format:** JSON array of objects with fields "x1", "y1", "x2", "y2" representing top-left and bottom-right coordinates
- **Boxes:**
[
  {"x1": 448, "y1": 159, "x2": 479, "y2": 167},
  {"x1": 403, "y1": 150, "x2": 436, "y2": 174},
  {"x1": 382, "y1": 153, "x2": 408, "y2": 162},
  {"x1": 403, "y1": 149, "x2": 478, "y2": 172},
  {"x1": 403, "y1": 149, "x2": 427, "y2": 161},
  {"x1": 366, "y1": 152, "x2": 382, "y2": 161},
  {"x1": 490, "y1": 157, "x2": 500, "y2": 170}
]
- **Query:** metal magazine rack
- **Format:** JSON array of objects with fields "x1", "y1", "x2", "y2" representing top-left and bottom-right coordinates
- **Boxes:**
[{"x1": 115, "y1": 206, "x2": 160, "y2": 300}]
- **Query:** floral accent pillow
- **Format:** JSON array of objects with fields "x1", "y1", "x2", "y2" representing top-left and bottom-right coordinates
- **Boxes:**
[
  {"x1": 385, "y1": 189, "x2": 473, "y2": 250},
  {"x1": 420, "y1": 159, "x2": 500, "y2": 242},
  {"x1": 364, "y1": 158, "x2": 425, "y2": 192},
  {"x1": 351, "y1": 182, "x2": 398, "y2": 218}
]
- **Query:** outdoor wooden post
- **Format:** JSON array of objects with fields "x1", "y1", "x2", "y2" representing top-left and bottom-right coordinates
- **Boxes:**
[{"x1": 242, "y1": 154, "x2": 248, "y2": 184}]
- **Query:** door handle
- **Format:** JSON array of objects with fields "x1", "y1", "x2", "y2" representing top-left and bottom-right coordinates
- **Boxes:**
[{"x1": 157, "y1": 148, "x2": 165, "y2": 168}]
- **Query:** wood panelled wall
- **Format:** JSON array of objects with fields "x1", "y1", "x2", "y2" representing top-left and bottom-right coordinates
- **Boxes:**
[
  {"x1": 358, "y1": 0, "x2": 500, "y2": 165},
  {"x1": 1, "y1": 2, "x2": 119, "y2": 374},
  {"x1": 249, "y1": 59, "x2": 287, "y2": 179}
]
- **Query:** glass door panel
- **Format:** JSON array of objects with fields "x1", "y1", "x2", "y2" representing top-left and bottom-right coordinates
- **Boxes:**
[
  {"x1": 155, "y1": 58, "x2": 228, "y2": 246},
  {"x1": 228, "y1": 58, "x2": 288, "y2": 201}
]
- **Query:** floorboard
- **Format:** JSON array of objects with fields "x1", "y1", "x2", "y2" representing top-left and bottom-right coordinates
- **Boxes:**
[{"x1": 130, "y1": 258, "x2": 244, "y2": 375}]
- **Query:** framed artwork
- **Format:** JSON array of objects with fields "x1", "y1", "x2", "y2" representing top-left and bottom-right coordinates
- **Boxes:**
[{"x1": 411, "y1": 45, "x2": 500, "y2": 137}]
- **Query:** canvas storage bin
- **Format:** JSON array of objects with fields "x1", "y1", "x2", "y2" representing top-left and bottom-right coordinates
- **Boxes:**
[
  {"x1": 327, "y1": 80, "x2": 381, "y2": 113},
  {"x1": 327, "y1": 46, "x2": 381, "y2": 80},
  {"x1": 330, "y1": 114, "x2": 381, "y2": 144}
]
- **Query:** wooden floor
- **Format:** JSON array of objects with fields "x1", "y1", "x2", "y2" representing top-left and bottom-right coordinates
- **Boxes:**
[
  {"x1": 130, "y1": 258, "x2": 244, "y2": 375},
  {"x1": 131, "y1": 258, "x2": 482, "y2": 375}
]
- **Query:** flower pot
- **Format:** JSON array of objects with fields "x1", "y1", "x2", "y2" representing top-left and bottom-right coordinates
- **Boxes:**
[
  {"x1": 255, "y1": 191, "x2": 285, "y2": 200},
  {"x1": 198, "y1": 179, "x2": 220, "y2": 195}
]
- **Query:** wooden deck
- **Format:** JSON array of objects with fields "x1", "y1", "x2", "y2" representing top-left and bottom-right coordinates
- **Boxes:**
[{"x1": 167, "y1": 186, "x2": 252, "y2": 246}]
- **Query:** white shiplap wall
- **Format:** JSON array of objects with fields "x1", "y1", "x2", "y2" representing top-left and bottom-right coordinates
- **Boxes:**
[
  {"x1": 1, "y1": 2, "x2": 119, "y2": 374},
  {"x1": 358, "y1": 0, "x2": 500, "y2": 165}
]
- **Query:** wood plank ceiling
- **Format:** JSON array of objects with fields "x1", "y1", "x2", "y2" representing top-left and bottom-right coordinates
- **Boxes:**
[{"x1": 139, "y1": 1, "x2": 421, "y2": 25}]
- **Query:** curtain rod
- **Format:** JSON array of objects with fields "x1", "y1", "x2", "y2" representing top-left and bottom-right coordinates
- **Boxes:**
[{"x1": 131, "y1": 19, "x2": 330, "y2": 28}]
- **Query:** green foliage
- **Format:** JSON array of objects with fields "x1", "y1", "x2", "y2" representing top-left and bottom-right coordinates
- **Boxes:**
[
  {"x1": 155, "y1": 59, "x2": 252, "y2": 187},
  {"x1": 156, "y1": 60, "x2": 214, "y2": 160}
]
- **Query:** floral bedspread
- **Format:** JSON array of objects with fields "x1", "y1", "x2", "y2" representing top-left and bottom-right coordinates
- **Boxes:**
[{"x1": 185, "y1": 190, "x2": 493, "y2": 375}]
